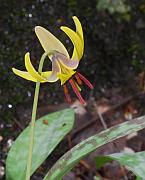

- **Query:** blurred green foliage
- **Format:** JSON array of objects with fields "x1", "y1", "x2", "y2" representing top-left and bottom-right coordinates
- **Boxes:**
[
  {"x1": 0, "y1": 0, "x2": 145, "y2": 121},
  {"x1": 97, "y1": 0, "x2": 131, "y2": 14}
]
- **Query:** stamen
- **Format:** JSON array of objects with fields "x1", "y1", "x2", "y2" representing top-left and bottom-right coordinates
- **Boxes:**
[
  {"x1": 69, "y1": 79, "x2": 85, "y2": 104},
  {"x1": 75, "y1": 74, "x2": 82, "y2": 85},
  {"x1": 63, "y1": 84, "x2": 71, "y2": 103},
  {"x1": 77, "y1": 72, "x2": 93, "y2": 89},
  {"x1": 75, "y1": 82, "x2": 81, "y2": 91}
]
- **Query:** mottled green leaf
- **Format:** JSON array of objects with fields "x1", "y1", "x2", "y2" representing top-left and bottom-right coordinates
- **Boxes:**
[
  {"x1": 6, "y1": 108, "x2": 74, "y2": 180},
  {"x1": 44, "y1": 116, "x2": 145, "y2": 180},
  {"x1": 96, "y1": 151, "x2": 145, "y2": 179}
]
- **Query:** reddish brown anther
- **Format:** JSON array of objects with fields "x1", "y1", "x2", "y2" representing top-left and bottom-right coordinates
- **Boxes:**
[
  {"x1": 69, "y1": 79, "x2": 85, "y2": 104},
  {"x1": 77, "y1": 72, "x2": 93, "y2": 89},
  {"x1": 75, "y1": 74, "x2": 82, "y2": 85},
  {"x1": 63, "y1": 84, "x2": 71, "y2": 103}
]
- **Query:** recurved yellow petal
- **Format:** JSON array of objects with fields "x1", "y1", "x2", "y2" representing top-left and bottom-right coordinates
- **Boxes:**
[
  {"x1": 60, "y1": 26, "x2": 83, "y2": 60},
  {"x1": 46, "y1": 58, "x2": 60, "y2": 82},
  {"x1": 73, "y1": 16, "x2": 84, "y2": 45},
  {"x1": 56, "y1": 52, "x2": 78, "y2": 69},
  {"x1": 71, "y1": 46, "x2": 78, "y2": 62},
  {"x1": 35, "y1": 26, "x2": 69, "y2": 58},
  {"x1": 41, "y1": 71, "x2": 52, "y2": 79},
  {"x1": 41, "y1": 71, "x2": 58, "y2": 82},
  {"x1": 12, "y1": 68, "x2": 38, "y2": 82},
  {"x1": 25, "y1": 52, "x2": 45, "y2": 82},
  {"x1": 71, "y1": 16, "x2": 84, "y2": 61}
]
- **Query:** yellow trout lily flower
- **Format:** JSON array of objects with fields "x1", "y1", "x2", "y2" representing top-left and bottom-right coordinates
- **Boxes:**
[{"x1": 12, "y1": 16, "x2": 93, "y2": 104}]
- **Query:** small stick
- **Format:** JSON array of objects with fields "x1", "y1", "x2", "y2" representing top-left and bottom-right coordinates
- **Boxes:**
[
  {"x1": 71, "y1": 91, "x2": 144, "y2": 140},
  {"x1": 13, "y1": 117, "x2": 23, "y2": 130},
  {"x1": 79, "y1": 160, "x2": 91, "y2": 170}
]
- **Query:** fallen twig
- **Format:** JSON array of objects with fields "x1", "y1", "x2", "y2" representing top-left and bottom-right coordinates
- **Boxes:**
[{"x1": 71, "y1": 91, "x2": 144, "y2": 140}]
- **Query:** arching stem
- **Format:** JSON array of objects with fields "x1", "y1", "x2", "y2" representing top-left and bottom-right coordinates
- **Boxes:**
[{"x1": 26, "y1": 52, "x2": 49, "y2": 180}]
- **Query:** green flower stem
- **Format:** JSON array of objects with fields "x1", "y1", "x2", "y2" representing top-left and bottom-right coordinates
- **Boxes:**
[{"x1": 26, "y1": 52, "x2": 49, "y2": 180}]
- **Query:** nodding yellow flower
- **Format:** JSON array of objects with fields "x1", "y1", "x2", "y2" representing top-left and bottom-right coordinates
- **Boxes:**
[{"x1": 12, "y1": 16, "x2": 93, "y2": 104}]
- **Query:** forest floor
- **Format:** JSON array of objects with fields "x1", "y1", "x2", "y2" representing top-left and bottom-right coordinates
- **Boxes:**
[{"x1": 1, "y1": 84, "x2": 145, "y2": 179}]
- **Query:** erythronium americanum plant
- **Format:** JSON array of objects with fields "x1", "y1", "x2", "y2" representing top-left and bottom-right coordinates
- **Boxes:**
[
  {"x1": 6, "y1": 15, "x2": 145, "y2": 180},
  {"x1": 11, "y1": 16, "x2": 93, "y2": 180},
  {"x1": 12, "y1": 16, "x2": 93, "y2": 104}
]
